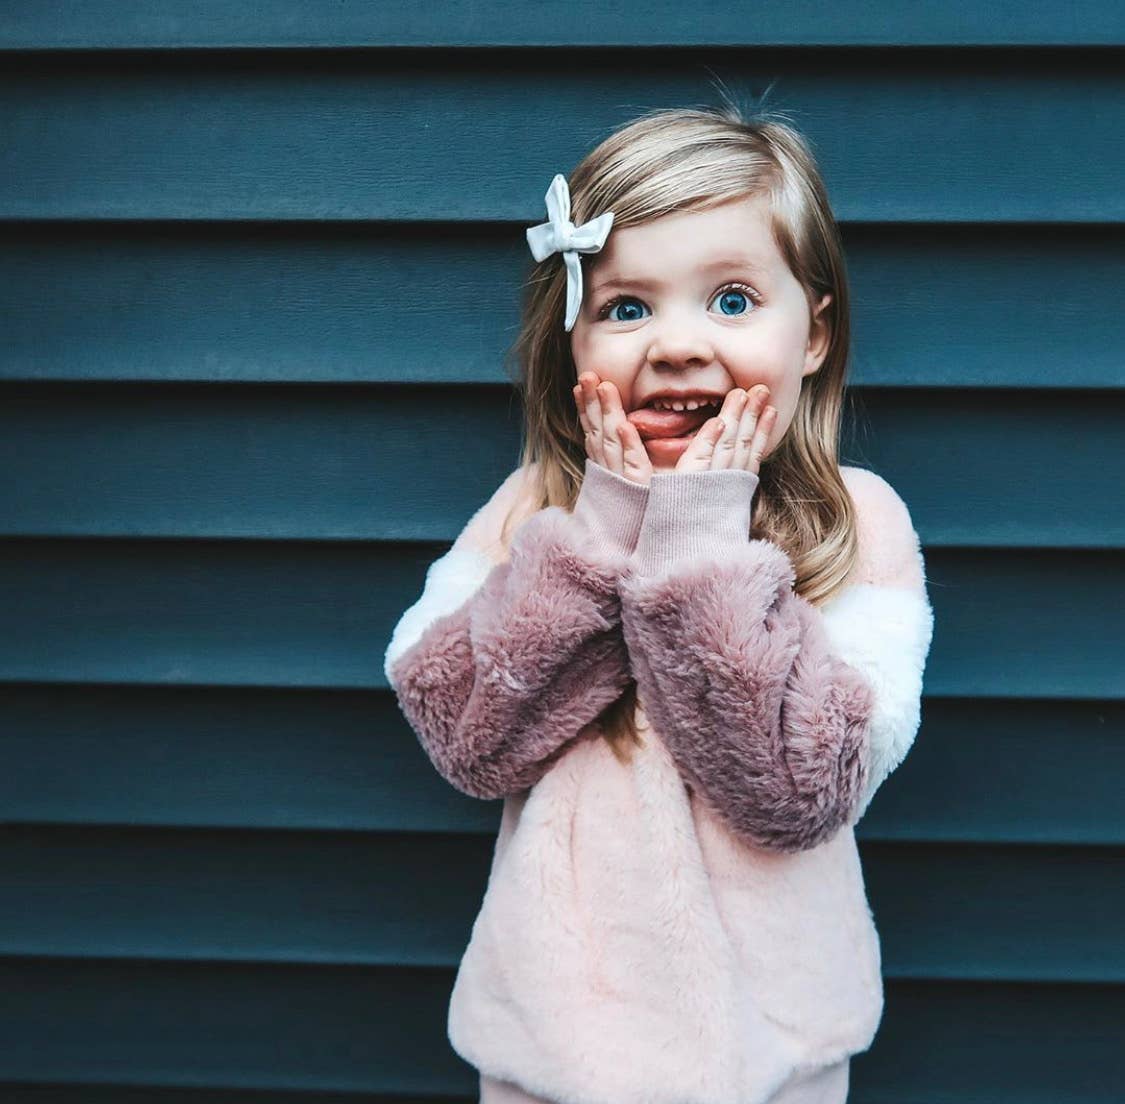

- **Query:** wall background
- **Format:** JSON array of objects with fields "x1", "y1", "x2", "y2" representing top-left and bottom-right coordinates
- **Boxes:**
[{"x1": 1, "y1": 5, "x2": 1122, "y2": 1100}]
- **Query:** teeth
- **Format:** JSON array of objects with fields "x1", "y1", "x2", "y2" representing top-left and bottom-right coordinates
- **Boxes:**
[{"x1": 650, "y1": 397, "x2": 720, "y2": 412}]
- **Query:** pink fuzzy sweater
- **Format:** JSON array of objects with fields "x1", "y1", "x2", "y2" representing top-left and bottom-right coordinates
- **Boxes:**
[{"x1": 384, "y1": 458, "x2": 934, "y2": 1104}]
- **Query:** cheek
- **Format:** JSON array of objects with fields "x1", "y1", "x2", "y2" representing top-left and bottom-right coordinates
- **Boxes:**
[
  {"x1": 570, "y1": 332, "x2": 631, "y2": 389},
  {"x1": 766, "y1": 384, "x2": 805, "y2": 452},
  {"x1": 734, "y1": 372, "x2": 800, "y2": 450},
  {"x1": 571, "y1": 331, "x2": 613, "y2": 377},
  {"x1": 569, "y1": 331, "x2": 588, "y2": 369},
  {"x1": 736, "y1": 368, "x2": 793, "y2": 412}
]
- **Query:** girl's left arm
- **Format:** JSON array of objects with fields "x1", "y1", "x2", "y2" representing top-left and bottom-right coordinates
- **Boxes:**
[{"x1": 618, "y1": 467, "x2": 933, "y2": 853}]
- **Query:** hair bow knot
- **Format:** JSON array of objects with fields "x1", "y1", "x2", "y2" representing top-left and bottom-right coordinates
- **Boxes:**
[{"x1": 526, "y1": 173, "x2": 615, "y2": 331}]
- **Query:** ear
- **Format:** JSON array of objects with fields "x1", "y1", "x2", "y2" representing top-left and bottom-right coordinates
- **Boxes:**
[{"x1": 802, "y1": 293, "x2": 833, "y2": 378}]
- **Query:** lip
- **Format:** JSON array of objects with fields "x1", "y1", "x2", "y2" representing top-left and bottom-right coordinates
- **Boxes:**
[{"x1": 644, "y1": 432, "x2": 704, "y2": 460}]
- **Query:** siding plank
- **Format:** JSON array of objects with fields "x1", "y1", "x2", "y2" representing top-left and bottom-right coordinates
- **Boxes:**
[
  {"x1": 0, "y1": 385, "x2": 1120, "y2": 545},
  {"x1": 3, "y1": 3, "x2": 1124, "y2": 49},
  {"x1": 0, "y1": 1087, "x2": 437, "y2": 1104},
  {"x1": 1, "y1": 689, "x2": 1121, "y2": 845},
  {"x1": 0, "y1": 826, "x2": 1120, "y2": 982},
  {"x1": 2, "y1": 224, "x2": 1120, "y2": 387},
  {"x1": 0, "y1": 540, "x2": 1119, "y2": 696},
  {"x1": 0, "y1": 959, "x2": 1120, "y2": 1100},
  {"x1": 1, "y1": 51, "x2": 1121, "y2": 221}
]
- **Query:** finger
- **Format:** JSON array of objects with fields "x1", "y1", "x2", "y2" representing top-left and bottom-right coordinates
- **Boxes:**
[
  {"x1": 597, "y1": 381, "x2": 626, "y2": 475},
  {"x1": 749, "y1": 405, "x2": 777, "y2": 471},
  {"x1": 578, "y1": 372, "x2": 605, "y2": 464},
  {"x1": 679, "y1": 391, "x2": 740, "y2": 473},
  {"x1": 731, "y1": 385, "x2": 769, "y2": 470},
  {"x1": 709, "y1": 389, "x2": 748, "y2": 470},
  {"x1": 573, "y1": 384, "x2": 597, "y2": 462},
  {"x1": 616, "y1": 420, "x2": 654, "y2": 486},
  {"x1": 675, "y1": 415, "x2": 726, "y2": 472},
  {"x1": 573, "y1": 384, "x2": 593, "y2": 439},
  {"x1": 573, "y1": 383, "x2": 597, "y2": 461}
]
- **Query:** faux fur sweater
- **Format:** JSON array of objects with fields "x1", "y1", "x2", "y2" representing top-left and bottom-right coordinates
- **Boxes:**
[{"x1": 384, "y1": 458, "x2": 934, "y2": 1104}]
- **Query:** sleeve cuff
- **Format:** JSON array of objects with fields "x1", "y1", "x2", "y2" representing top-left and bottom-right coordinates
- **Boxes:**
[
  {"x1": 570, "y1": 457, "x2": 651, "y2": 557},
  {"x1": 632, "y1": 468, "x2": 759, "y2": 576}
]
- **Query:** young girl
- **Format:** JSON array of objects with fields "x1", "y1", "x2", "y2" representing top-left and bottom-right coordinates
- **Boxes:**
[{"x1": 384, "y1": 106, "x2": 934, "y2": 1104}]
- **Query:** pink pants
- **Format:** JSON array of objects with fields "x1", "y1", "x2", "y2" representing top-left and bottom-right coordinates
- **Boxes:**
[{"x1": 480, "y1": 1057, "x2": 850, "y2": 1104}]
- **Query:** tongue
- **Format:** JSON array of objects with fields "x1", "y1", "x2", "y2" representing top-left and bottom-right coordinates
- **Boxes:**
[{"x1": 626, "y1": 405, "x2": 718, "y2": 440}]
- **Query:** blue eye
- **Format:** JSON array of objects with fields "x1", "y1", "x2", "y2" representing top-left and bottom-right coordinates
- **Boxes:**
[
  {"x1": 713, "y1": 287, "x2": 752, "y2": 316},
  {"x1": 595, "y1": 282, "x2": 759, "y2": 322},
  {"x1": 600, "y1": 297, "x2": 649, "y2": 323}
]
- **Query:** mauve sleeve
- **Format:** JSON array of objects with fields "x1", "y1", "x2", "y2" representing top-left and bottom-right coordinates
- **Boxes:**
[
  {"x1": 384, "y1": 459, "x2": 649, "y2": 800},
  {"x1": 618, "y1": 468, "x2": 877, "y2": 852}
]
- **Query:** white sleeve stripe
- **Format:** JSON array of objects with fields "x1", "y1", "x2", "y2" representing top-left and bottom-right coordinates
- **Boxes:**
[
  {"x1": 383, "y1": 545, "x2": 497, "y2": 687},
  {"x1": 818, "y1": 582, "x2": 935, "y2": 817}
]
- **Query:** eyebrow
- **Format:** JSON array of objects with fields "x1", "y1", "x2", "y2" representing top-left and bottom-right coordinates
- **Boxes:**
[{"x1": 589, "y1": 256, "x2": 770, "y2": 297}]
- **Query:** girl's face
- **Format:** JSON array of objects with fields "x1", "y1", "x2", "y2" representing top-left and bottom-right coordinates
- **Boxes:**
[{"x1": 570, "y1": 193, "x2": 832, "y2": 471}]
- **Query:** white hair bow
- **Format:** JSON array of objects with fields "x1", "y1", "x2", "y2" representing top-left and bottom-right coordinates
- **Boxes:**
[{"x1": 525, "y1": 173, "x2": 615, "y2": 331}]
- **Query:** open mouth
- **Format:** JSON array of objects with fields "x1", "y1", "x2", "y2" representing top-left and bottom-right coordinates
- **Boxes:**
[{"x1": 626, "y1": 398, "x2": 723, "y2": 440}]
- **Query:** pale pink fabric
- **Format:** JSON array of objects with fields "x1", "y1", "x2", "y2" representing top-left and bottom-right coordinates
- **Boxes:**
[
  {"x1": 481, "y1": 1056, "x2": 849, "y2": 1103},
  {"x1": 387, "y1": 458, "x2": 932, "y2": 1104},
  {"x1": 447, "y1": 708, "x2": 881, "y2": 1104}
]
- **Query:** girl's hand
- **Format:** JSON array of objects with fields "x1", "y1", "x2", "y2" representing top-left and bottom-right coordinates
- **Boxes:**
[
  {"x1": 676, "y1": 385, "x2": 777, "y2": 476},
  {"x1": 572, "y1": 371, "x2": 655, "y2": 487}
]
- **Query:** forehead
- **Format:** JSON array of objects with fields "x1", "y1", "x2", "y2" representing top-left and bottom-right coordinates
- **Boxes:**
[{"x1": 588, "y1": 193, "x2": 782, "y2": 281}]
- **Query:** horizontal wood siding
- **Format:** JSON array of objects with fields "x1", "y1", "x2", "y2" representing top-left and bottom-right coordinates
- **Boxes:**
[{"x1": 1, "y1": 18, "x2": 1122, "y2": 1102}]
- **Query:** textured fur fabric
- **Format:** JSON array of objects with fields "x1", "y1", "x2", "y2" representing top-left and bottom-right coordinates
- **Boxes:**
[
  {"x1": 447, "y1": 710, "x2": 883, "y2": 1104},
  {"x1": 385, "y1": 458, "x2": 932, "y2": 1104},
  {"x1": 819, "y1": 582, "x2": 933, "y2": 820},
  {"x1": 386, "y1": 461, "x2": 648, "y2": 799},
  {"x1": 621, "y1": 534, "x2": 876, "y2": 853},
  {"x1": 821, "y1": 466, "x2": 935, "y2": 819}
]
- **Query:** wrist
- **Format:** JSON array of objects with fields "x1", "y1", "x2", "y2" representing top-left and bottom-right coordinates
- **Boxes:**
[
  {"x1": 632, "y1": 468, "x2": 759, "y2": 576},
  {"x1": 570, "y1": 457, "x2": 651, "y2": 557}
]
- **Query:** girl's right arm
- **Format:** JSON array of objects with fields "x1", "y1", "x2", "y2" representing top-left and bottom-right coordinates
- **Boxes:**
[{"x1": 383, "y1": 458, "x2": 648, "y2": 800}]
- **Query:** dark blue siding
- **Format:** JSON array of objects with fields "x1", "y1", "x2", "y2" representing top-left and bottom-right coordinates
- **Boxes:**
[{"x1": 0, "y1": 11, "x2": 1122, "y2": 1101}]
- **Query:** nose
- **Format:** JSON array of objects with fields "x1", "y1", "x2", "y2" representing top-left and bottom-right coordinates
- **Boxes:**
[{"x1": 644, "y1": 312, "x2": 715, "y2": 371}]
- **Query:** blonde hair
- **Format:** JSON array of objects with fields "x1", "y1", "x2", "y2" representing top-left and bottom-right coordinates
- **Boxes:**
[{"x1": 497, "y1": 102, "x2": 864, "y2": 764}]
